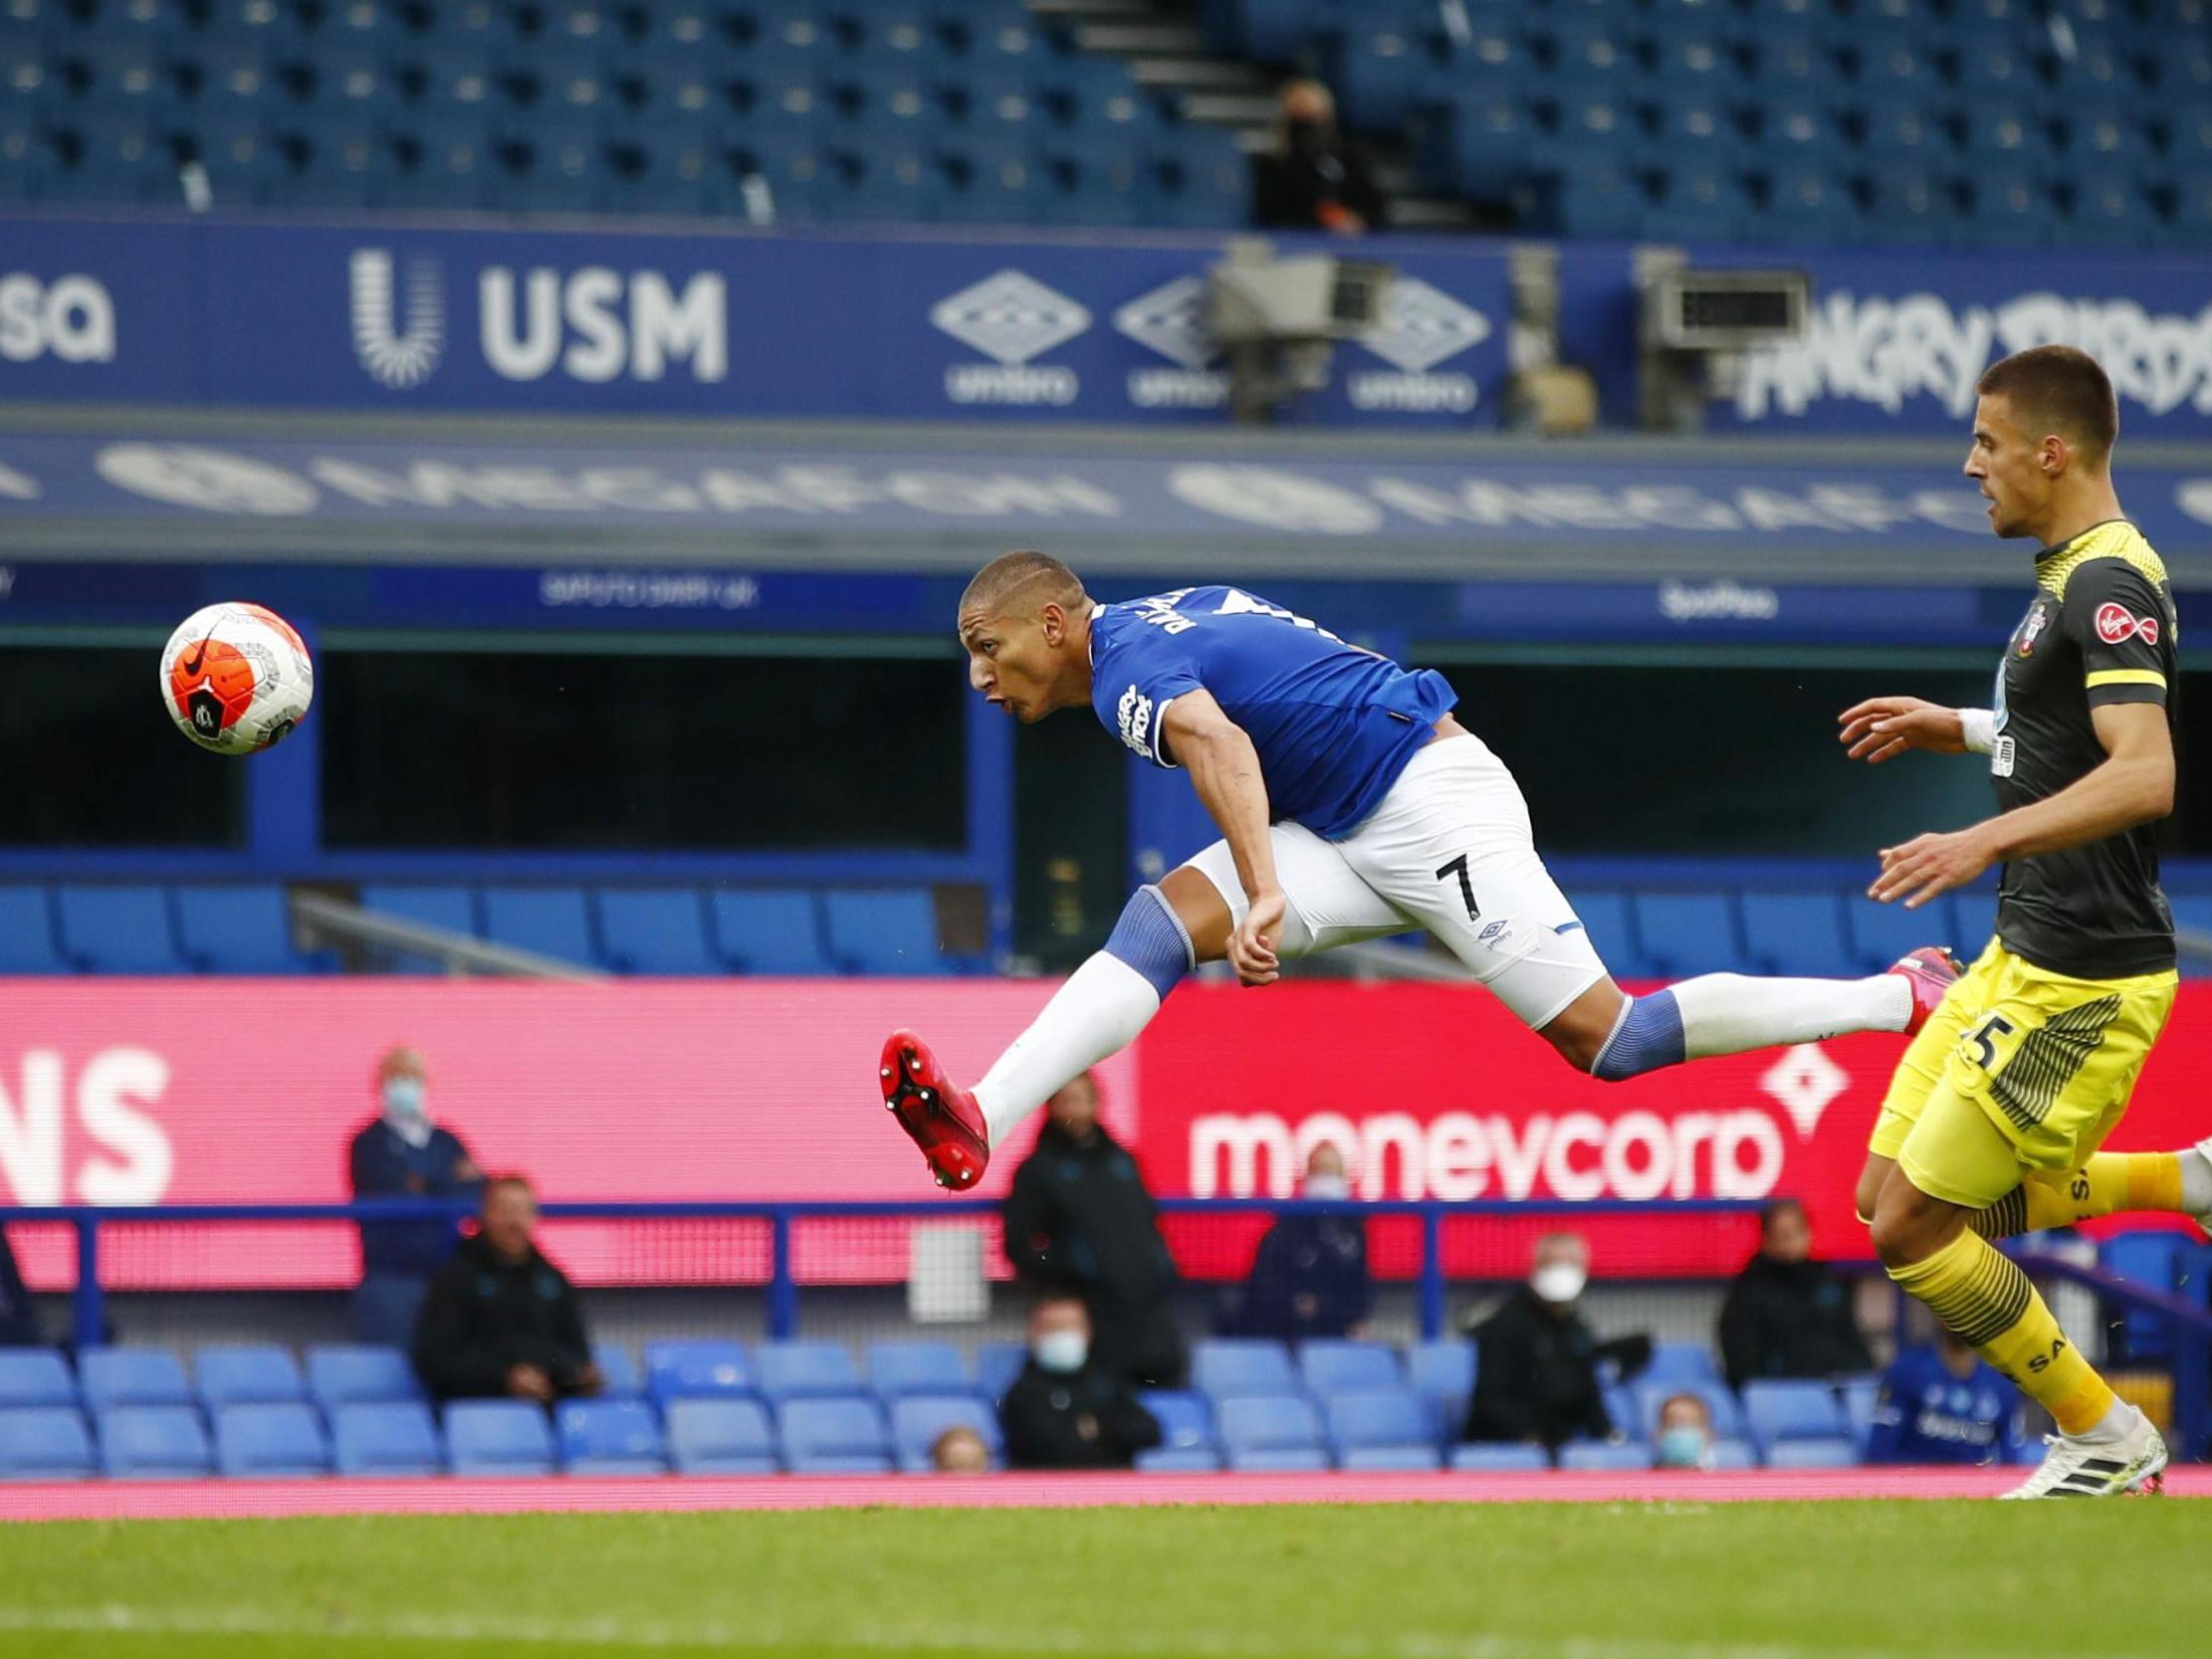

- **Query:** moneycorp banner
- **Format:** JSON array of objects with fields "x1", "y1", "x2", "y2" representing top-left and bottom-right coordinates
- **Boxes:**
[
  {"x1": 7, "y1": 213, "x2": 2212, "y2": 433},
  {"x1": 3, "y1": 978, "x2": 2205, "y2": 1290}
]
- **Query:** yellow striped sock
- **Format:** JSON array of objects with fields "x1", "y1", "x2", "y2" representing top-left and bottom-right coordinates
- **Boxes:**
[
  {"x1": 1972, "y1": 1152, "x2": 2185, "y2": 1238},
  {"x1": 1886, "y1": 1228, "x2": 2114, "y2": 1435}
]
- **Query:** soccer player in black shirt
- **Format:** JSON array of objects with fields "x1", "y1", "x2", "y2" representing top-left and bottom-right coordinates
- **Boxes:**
[{"x1": 1838, "y1": 345, "x2": 2204, "y2": 1498}]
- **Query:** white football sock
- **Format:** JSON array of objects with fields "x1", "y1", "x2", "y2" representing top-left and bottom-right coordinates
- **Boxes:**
[
  {"x1": 2177, "y1": 1142, "x2": 2212, "y2": 1213},
  {"x1": 1671, "y1": 972, "x2": 1912, "y2": 1059},
  {"x1": 2079, "y1": 1395, "x2": 2141, "y2": 1445},
  {"x1": 972, "y1": 951, "x2": 1162, "y2": 1147}
]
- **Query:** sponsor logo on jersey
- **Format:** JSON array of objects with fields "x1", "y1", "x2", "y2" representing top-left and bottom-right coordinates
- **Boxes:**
[
  {"x1": 1116, "y1": 684, "x2": 1154, "y2": 757},
  {"x1": 2096, "y1": 601, "x2": 2160, "y2": 646},
  {"x1": 931, "y1": 270, "x2": 1090, "y2": 407}
]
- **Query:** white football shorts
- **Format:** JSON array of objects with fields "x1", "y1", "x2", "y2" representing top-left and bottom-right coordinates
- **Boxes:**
[{"x1": 1181, "y1": 732, "x2": 1609, "y2": 1029}]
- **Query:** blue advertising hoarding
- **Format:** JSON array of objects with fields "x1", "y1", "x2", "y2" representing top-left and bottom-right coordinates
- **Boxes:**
[{"x1": 6, "y1": 212, "x2": 2211, "y2": 434}]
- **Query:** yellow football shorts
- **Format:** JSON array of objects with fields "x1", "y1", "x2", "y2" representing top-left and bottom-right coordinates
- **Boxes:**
[{"x1": 1869, "y1": 938, "x2": 2178, "y2": 1209}]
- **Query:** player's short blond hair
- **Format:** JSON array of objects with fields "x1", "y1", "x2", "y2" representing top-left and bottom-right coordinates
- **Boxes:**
[{"x1": 961, "y1": 550, "x2": 1086, "y2": 618}]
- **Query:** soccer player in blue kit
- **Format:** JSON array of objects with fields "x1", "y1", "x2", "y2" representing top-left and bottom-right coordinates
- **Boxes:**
[{"x1": 881, "y1": 552, "x2": 1959, "y2": 1191}]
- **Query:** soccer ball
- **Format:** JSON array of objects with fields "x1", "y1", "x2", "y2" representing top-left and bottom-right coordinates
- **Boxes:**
[{"x1": 159, "y1": 602, "x2": 315, "y2": 754}]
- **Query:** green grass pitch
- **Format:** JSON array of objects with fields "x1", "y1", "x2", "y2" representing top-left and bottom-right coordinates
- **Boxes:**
[{"x1": 2, "y1": 1502, "x2": 2208, "y2": 1658}]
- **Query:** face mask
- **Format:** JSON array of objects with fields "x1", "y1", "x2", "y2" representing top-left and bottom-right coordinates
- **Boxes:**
[
  {"x1": 1303, "y1": 1173, "x2": 1351, "y2": 1200},
  {"x1": 381, "y1": 1077, "x2": 427, "y2": 1124},
  {"x1": 1657, "y1": 1426, "x2": 1709, "y2": 1470},
  {"x1": 1033, "y1": 1331, "x2": 1088, "y2": 1373},
  {"x1": 1530, "y1": 1262, "x2": 1587, "y2": 1305}
]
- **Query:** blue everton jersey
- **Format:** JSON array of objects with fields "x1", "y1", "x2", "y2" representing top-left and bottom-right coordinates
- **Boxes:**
[
  {"x1": 1087, "y1": 586, "x2": 1457, "y2": 840},
  {"x1": 1867, "y1": 1346, "x2": 2022, "y2": 1466}
]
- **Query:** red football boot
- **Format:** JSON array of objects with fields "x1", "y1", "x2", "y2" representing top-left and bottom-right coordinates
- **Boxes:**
[
  {"x1": 1886, "y1": 946, "x2": 1964, "y2": 1038},
  {"x1": 879, "y1": 1029, "x2": 990, "y2": 1190}
]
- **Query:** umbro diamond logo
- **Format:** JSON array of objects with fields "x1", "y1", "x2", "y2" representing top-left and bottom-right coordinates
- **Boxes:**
[
  {"x1": 930, "y1": 270, "x2": 1091, "y2": 366},
  {"x1": 1357, "y1": 277, "x2": 1491, "y2": 374}
]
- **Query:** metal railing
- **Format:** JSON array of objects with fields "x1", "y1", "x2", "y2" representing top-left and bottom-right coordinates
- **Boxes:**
[{"x1": 10, "y1": 1198, "x2": 2206, "y2": 1457}]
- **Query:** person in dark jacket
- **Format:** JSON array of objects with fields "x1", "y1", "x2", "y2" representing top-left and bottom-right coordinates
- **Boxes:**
[
  {"x1": 1003, "y1": 1072, "x2": 1187, "y2": 1387},
  {"x1": 0, "y1": 1227, "x2": 43, "y2": 1348},
  {"x1": 1463, "y1": 1232, "x2": 1650, "y2": 1453},
  {"x1": 999, "y1": 1295, "x2": 1162, "y2": 1470},
  {"x1": 1250, "y1": 80, "x2": 1389, "y2": 235},
  {"x1": 348, "y1": 1045, "x2": 485, "y2": 1348},
  {"x1": 1717, "y1": 1198, "x2": 1873, "y2": 1391},
  {"x1": 411, "y1": 1175, "x2": 603, "y2": 1404},
  {"x1": 1233, "y1": 1143, "x2": 1371, "y2": 1342}
]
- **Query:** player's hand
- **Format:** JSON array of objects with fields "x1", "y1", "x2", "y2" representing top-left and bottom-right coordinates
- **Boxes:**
[
  {"x1": 1230, "y1": 888, "x2": 1286, "y2": 987},
  {"x1": 1839, "y1": 697, "x2": 1966, "y2": 763},
  {"x1": 1871, "y1": 827, "x2": 1997, "y2": 910},
  {"x1": 506, "y1": 1363, "x2": 554, "y2": 1402}
]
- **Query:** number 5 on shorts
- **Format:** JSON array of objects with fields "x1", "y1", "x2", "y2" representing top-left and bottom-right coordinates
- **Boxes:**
[{"x1": 1967, "y1": 1013, "x2": 2017, "y2": 1073}]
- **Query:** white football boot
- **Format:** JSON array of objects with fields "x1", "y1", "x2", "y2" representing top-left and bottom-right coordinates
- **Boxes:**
[{"x1": 2001, "y1": 1407, "x2": 2168, "y2": 1499}]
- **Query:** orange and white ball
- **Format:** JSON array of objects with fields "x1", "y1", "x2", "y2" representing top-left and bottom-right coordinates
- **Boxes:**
[{"x1": 159, "y1": 602, "x2": 315, "y2": 754}]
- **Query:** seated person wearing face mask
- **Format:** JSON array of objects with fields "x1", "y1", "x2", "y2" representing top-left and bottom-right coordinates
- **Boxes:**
[
  {"x1": 1230, "y1": 1143, "x2": 1372, "y2": 1343},
  {"x1": 347, "y1": 1045, "x2": 485, "y2": 1348},
  {"x1": 998, "y1": 1295, "x2": 1163, "y2": 1471},
  {"x1": 1462, "y1": 1231, "x2": 1652, "y2": 1456},
  {"x1": 1654, "y1": 1392, "x2": 1717, "y2": 1471},
  {"x1": 1868, "y1": 1329, "x2": 2026, "y2": 1466}
]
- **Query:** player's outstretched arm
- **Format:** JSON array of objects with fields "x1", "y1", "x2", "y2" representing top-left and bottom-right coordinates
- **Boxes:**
[
  {"x1": 1838, "y1": 696, "x2": 1971, "y2": 763},
  {"x1": 1160, "y1": 690, "x2": 1284, "y2": 988},
  {"x1": 1870, "y1": 703, "x2": 2174, "y2": 908}
]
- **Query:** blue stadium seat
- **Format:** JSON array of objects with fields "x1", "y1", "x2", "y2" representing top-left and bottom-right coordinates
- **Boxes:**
[
  {"x1": 643, "y1": 1340, "x2": 754, "y2": 1409},
  {"x1": 1217, "y1": 1395, "x2": 1330, "y2": 1471},
  {"x1": 594, "y1": 888, "x2": 719, "y2": 975},
  {"x1": 482, "y1": 888, "x2": 597, "y2": 966},
  {"x1": 2071, "y1": 169, "x2": 2154, "y2": 248},
  {"x1": 76, "y1": 35, "x2": 171, "y2": 109},
  {"x1": 0, "y1": 887, "x2": 66, "y2": 973},
  {"x1": 703, "y1": 889, "x2": 827, "y2": 981},
  {"x1": 1845, "y1": 894, "x2": 1957, "y2": 975},
  {"x1": 1955, "y1": 107, "x2": 2041, "y2": 165},
  {"x1": 822, "y1": 889, "x2": 947, "y2": 974},
  {"x1": 358, "y1": 885, "x2": 479, "y2": 970},
  {"x1": 1447, "y1": 1442, "x2": 1547, "y2": 1473},
  {"x1": 1322, "y1": 1389, "x2": 1439, "y2": 1470},
  {"x1": 214, "y1": 1402, "x2": 332, "y2": 1478},
  {"x1": 1603, "y1": 1383, "x2": 1638, "y2": 1439},
  {"x1": 666, "y1": 1397, "x2": 778, "y2": 1474},
  {"x1": 306, "y1": 1347, "x2": 423, "y2": 1414},
  {"x1": 1325, "y1": 24, "x2": 1424, "y2": 132},
  {"x1": 331, "y1": 1402, "x2": 444, "y2": 1476},
  {"x1": 1566, "y1": 890, "x2": 1649, "y2": 978},
  {"x1": 1963, "y1": 165, "x2": 2054, "y2": 248},
  {"x1": 891, "y1": 1393, "x2": 1002, "y2": 1472},
  {"x1": 1861, "y1": 167, "x2": 1950, "y2": 248},
  {"x1": 79, "y1": 1348, "x2": 192, "y2": 1415},
  {"x1": 56, "y1": 887, "x2": 185, "y2": 974},
  {"x1": 1630, "y1": 893, "x2": 1742, "y2": 976},
  {"x1": 1136, "y1": 1389, "x2": 1215, "y2": 1454},
  {"x1": 867, "y1": 1342, "x2": 970, "y2": 1400},
  {"x1": 1558, "y1": 1438, "x2": 1655, "y2": 1471},
  {"x1": 172, "y1": 886, "x2": 323, "y2": 973},
  {"x1": 1741, "y1": 1380, "x2": 1848, "y2": 1452},
  {"x1": 98, "y1": 1404, "x2": 214, "y2": 1479},
  {"x1": 1147, "y1": 126, "x2": 1248, "y2": 230},
  {"x1": 1952, "y1": 890, "x2": 1999, "y2": 957},
  {"x1": 1634, "y1": 1380, "x2": 1747, "y2": 1442},
  {"x1": 2103, "y1": 1230, "x2": 2184, "y2": 1359},
  {"x1": 591, "y1": 1345, "x2": 642, "y2": 1400},
  {"x1": 1297, "y1": 1341, "x2": 1402, "y2": 1397},
  {"x1": 1134, "y1": 1445, "x2": 1223, "y2": 1472},
  {"x1": 779, "y1": 1395, "x2": 893, "y2": 1473},
  {"x1": 1433, "y1": 88, "x2": 1527, "y2": 200},
  {"x1": 0, "y1": 1407, "x2": 96, "y2": 1480},
  {"x1": 1839, "y1": 1377, "x2": 1880, "y2": 1450},
  {"x1": 195, "y1": 1346, "x2": 306, "y2": 1411},
  {"x1": 444, "y1": 1400, "x2": 557, "y2": 1476},
  {"x1": 1645, "y1": 163, "x2": 1755, "y2": 241},
  {"x1": 1193, "y1": 1339, "x2": 1299, "y2": 1403},
  {"x1": 1739, "y1": 892, "x2": 1857, "y2": 977},
  {"x1": 756, "y1": 1342, "x2": 863, "y2": 1403},
  {"x1": 1764, "y1": 1435, "x2": 1859, "y2": 1469},
  {"x1": 976, "y1": 1342, "x2": 1026, "y2": 1402},
  {"x1": 1407, "y1": 1342, "x2": 1475, "y2": 1426},
  {"x1": 1641, "y1": 1343, "x2": 1719, "y2": 1389},
  {"x1": 557, "y1": 1399, "x2": 668, "y2": 1475},
  {"x1": 0, "y1": 1353, "x2": 73, "y2": 1412},
  {"x1": 1707, "y1": 1436, "x2": 1759, "y2": 1470},
  {"x1": 1857, "y1": 96, "x2": 1948, "y2": 166}
]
